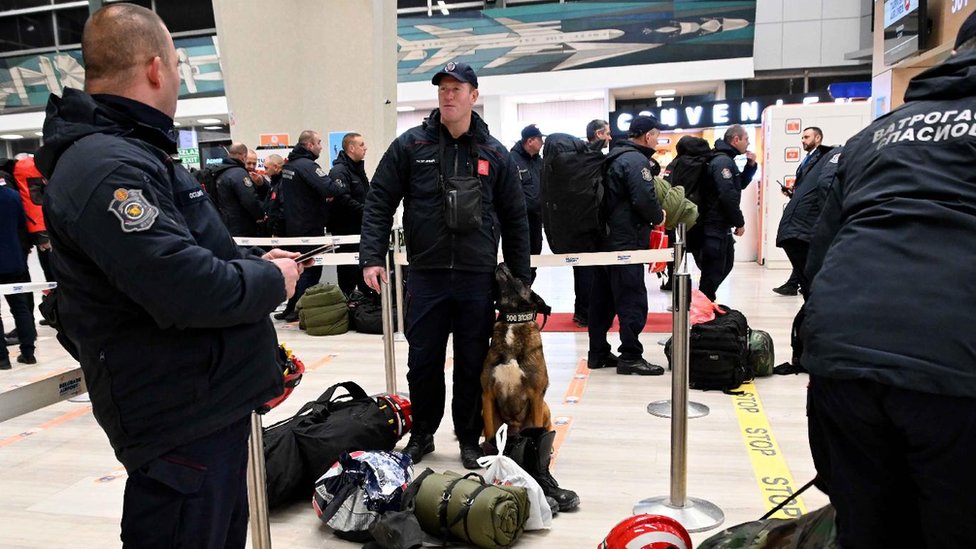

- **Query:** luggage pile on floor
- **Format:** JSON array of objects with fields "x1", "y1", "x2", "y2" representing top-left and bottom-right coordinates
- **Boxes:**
[{"x1": 296, "y1": 283, "x2": 348, "y2": 335}]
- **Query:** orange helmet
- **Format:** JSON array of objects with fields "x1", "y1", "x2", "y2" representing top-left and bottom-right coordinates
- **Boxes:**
[
  {"x1": 599, "y1": 514, "x2": 692, "y2": 549},
  {"x1": 258, "y1": 345, "x2": 305, "y2": 413}
]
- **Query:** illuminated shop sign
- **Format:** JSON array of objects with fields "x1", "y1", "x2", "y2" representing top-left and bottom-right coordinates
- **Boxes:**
[{"x1": 611, "y1": 94, "x2": 824, "y2": 131}]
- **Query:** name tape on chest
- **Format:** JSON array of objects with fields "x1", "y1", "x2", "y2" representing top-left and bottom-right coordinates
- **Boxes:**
[{"x1": 108, "y1": 188, "x2": 159, "y2": 233}]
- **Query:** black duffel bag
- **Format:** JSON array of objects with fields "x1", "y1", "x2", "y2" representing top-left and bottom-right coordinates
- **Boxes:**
[
  {"x1": 263, "y1": 381, "x2": 408, "y2": 509},
  {"x1": 664, "y1": 306, "x2": 752, "y2": 393}
]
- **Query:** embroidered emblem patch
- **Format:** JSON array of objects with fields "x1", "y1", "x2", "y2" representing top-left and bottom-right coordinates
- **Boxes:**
[
  {"x1": 478, "y1": 159, "x2": 489, "y2": 176},
  {"x1": 721, "y1": 167, "x2": 733, "y2": 180},
  {"x1": 243, "y1": 177, "x2": 253, "y2": 188},
  {"x1": 315, "y1": 167, "x2": 327, "y2": 177},
  {"x1": 641, "y1": 167, "x2": 653, "y2": 181},
  {"x1": 108, "y1": 188, "x2": 158, "y2": 233},
  {"x1": 830, "y1": 153, "x2": 841, "y2": 164}
]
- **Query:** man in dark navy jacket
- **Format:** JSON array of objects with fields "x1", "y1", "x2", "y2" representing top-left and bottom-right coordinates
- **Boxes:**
[
  {"x1": 360, "y1": 62, "x2": 529, "y2": 470},
  {"x1": 802, "y1": 14, "x2": 976, "y2": 548},
  {"x1": 694, "y1": 125, "x2": 757, "y2": 301},
  {"x1": 0, "y1": 173, "x2": 33, "y2": 369},
  {"x1": 586, "y1": 115, "x2": 666, "y2": 376},
  {"x1": 214, "y1": 142, "x2": 265, "y2": 237},
  {"x1": 35, "y1": 5, "x2": 302, "y2": 547},
  {"x1": 275, "y1": 129, "x2": 349, "y2": 321},
  {"x1": 511, "y1": 124, "x2": 544, "y2": 281},
  {"x1": 328, "y1": 132, "x2": 370, "y2": 297}
]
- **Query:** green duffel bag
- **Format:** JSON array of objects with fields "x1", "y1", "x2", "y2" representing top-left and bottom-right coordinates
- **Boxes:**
[
  {"x1": 414, "y1": 471, "x2": 529, "y2": 549},
  {"x1": 297, "y1": 283, "x2": 346, "y2": 310},
  {"x1": 300, "y1": 301, "x2": 349, "y2": 336},
  {"x1": 749, "y1": 329, "x2": 775, "y2": 377},
  {"x1": 699, "y1": 504, "x2": 837, "y2": 549}
]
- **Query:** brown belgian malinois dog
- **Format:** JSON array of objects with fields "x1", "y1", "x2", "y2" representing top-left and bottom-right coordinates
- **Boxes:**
[{"x1": 481, "y1": 263, "x2": 553, "y2": 440}]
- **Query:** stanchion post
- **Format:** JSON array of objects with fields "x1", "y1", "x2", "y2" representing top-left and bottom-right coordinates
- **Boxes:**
[
  {"x1": 633, "y1": 225, "x2": 724, "y2": 532},
  {"x1": 393, "y1": 229, "x2": 406, "y2": 338},
  {"x1": 381, "y1": 249, "x2": 398, "y2": 395},
  {"x1": 247, "y1": 412, "x2": 272, "y2": 549}
]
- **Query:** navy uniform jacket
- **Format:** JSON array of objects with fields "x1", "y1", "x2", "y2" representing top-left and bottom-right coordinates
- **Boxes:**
[
  {"x1": 214, "y1": 157, "x2": 264, "y2": 236},
  {"x1": 35, "y1": 89, "x2": 284, "y2": 471},
  {"x1": 776, "y1": 145, "x2": 838, "y2": 245},
  {"x1": 360, "y1": 109, "x2": 530, "y2": 282},
  {"x1": 510, "y1": 140, "x2": 542, "y2": 224},
  {"x1": 701, "y1": 139, "x2": 757, "y2": 231},
  {"x1": 602, "y1": 140, "x2": 665, "y2": 251},
  {"x1": 0, "y1": 179, "x2": 27, "y2": 275},
  {"x1": 803, "y1": 49, "x2": 976, "y2": 398},
  {"x1": 281, "y1": 145, "x2": 349, "y2": 237},
  {"x1": 327, "y1": 150, "x2": 368, "y2": 236}
]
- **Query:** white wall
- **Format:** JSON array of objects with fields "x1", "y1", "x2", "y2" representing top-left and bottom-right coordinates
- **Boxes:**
[{"x1": 754, "y1": 0, "x2": 873, "y2": 70}]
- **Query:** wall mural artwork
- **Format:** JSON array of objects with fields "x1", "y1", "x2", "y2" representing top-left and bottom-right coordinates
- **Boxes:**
[
  {"x1": 397, "y1": 1, "x2": 757, "y2": 82},
  {"x1": 0, "y1": 35, "x2": 224, "y2": 115}
]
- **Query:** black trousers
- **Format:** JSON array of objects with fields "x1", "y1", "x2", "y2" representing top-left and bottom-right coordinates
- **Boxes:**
[
  {"x1": 0, "y1": 271, "x2": 36, "y2": 357},
  {"x1": 528, "y1": 213, "x2": 542, "y2": 284},
  {"x1": 572, "y1": 266, "x2": 594, "y2": 320},
  {"x1": 588, "y1": 264, "x2": 647, "y2": 361},
  {"x1": 781, "y1": 238, "x2": 810, "y2": 364},
  {"x1": 404, "y1": 269, "x2": 494, "y2": 445},
  {"x1": 336, "y1": 243, "x2": 370, "y2": 297},
  {"x1": 808, "y1": 376, "x2": 976, "y2": 549},
  {"x1": 121, "y1": 416, "x2": 250, "y2": 549},
  {"x1": 283, "y1": 265, "x2": 322, "y2": 315},
  {"x1": 693, "y1": 230, "x2": 734, "y2": 302}
]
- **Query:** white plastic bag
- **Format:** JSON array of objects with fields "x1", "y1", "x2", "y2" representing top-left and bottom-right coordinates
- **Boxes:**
[{"x1": 476, "y1": 424, "x2": 553, "y2": 530}]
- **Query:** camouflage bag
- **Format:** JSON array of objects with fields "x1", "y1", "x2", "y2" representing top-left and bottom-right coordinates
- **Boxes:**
[
  {"x1": 749, "y1": 329, "x2": 775, "y2": 377},
  {"x1": 698, "y1": 505, "x2": 837, "y2": 549}
]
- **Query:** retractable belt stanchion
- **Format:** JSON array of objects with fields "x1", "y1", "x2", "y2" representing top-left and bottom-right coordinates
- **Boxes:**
[
  {"x1": 647, "y1": 224, "x2": 710, "y2": 419},
  {"x1": 381, "y1": 249, "x2": 398, "y2": 395},
  {"x1": 392, "y1": 229, "x2": 407, "y2": 342},
  {"x1": 247, "y1": 412, "x2": 272, "y2": 549},
  {"x1": 633, "y1": 224, "x2": 724, "y2": 532}
]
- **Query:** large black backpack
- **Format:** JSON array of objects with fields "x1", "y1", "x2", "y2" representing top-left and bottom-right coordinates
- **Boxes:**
[
  {"x1": 540, "y1": 133, "x2": 607, "y2": 253},
  {"x1": 664, "y1": 135, "x2": 716, "y2": 210},
  {"x1": 688, "y1": 306, "x2": 751, "y2": 392}
]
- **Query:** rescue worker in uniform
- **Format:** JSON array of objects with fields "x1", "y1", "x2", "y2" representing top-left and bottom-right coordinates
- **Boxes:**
[
  {"x1": 360, "y1": 62, "x2": 530, "y2": 469},
  {"x1": 214, "y1": 142, "x2": 265, "y2": 237},
  {"x1": 587, "y1": 115, "x2": 666, "y2": 376},
  {"x1": 35, "y1": 5, "x2": 303, "y2": 546},
  {"x1": 511, "y1": 124, "x2": 544, "y2": 282},
  {"x1": 328, "y1": 132, "x2": 370, "y2": 297},
  {"x1": 275, "y1": 130, "x2": 349, "y2": 322},
  {"x1": 695, "y1": 124, "x2": 757, "y2": 301},
  {"x1": 802, "y1": 15, "x2": 976, "y2": 548}
]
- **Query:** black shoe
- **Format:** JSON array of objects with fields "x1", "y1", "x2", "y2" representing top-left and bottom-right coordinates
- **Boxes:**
[
  {"x1": 0, "y1": 356, "x2": 10, "y2": 370},
  {"x1": 617, "y1": 357, "x2": 665, "y2": 376},
  {"x1": 660, "y1": 278, "x2": 673, "y2": 291},
  {"x1": 572, "y1": 314, "x2": 588, "y2": 328},
  {"x1": 17, "y1": 354, "x2": 36, "y2": 365},
  {"x1": 38, "y1": 318, "x2": 51, "y2": 327},
  {"x1": 275, "y1": 311, "x2": 299, "y2": 322},
  {"x1": 587, "y1": 352, "x2": 618, "y2": 370},
  {"x1": 4, "y1": 329, "x2": 17, "y2": 347},
  {"x1": 273, "y1": 310, "x2": 291, "y2": 321},
  {"x1": 460, "y1": 443, "x2": 483, "y2": 470},
  {"x1": 772, "y1": 283, "x2": 799, "y2": 296},
  {"x1": 773, "y1": 361, "x2": 807, "y2": 375},
  {"x1": 403, "y1": 433, "x2": 434, "y2": 465},
  {"x1": 545, "y1": 496, "x2": 560, "y2": 517}
]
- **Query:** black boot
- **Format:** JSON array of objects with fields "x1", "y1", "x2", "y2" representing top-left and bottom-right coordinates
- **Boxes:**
[{"x1": 510, "y1": 428, "x2": 580, "y2": 512}]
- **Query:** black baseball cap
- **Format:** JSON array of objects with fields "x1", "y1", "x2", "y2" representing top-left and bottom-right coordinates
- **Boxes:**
[
  {"x1": 431, "y1": 62, "x2": 479, "y2": 89},
  {"x1": 628, "y1": 115, "x2": 669, "y2": 137},
  {"x1": 521, "y1": 124, "x2": 544, "y2": 141},
  {"x1": 955, "y1": 10, "x2": 976, "y2": 50}
]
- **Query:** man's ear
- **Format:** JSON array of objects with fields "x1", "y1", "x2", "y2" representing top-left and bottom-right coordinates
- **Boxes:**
[{"x1": 146, "y1": 55, "x2": 163, "y2": 89}]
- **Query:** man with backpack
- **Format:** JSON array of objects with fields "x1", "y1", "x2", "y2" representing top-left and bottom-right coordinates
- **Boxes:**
[
  {"x1": 586, "y1": 115, "x2": 667, "y2": 376},
  {"x1": 694, "y1": 125, "x2": 757, "y2": 301},
  {"x1": 511, "y1": 124, "x2": 544, "y2": 282}
]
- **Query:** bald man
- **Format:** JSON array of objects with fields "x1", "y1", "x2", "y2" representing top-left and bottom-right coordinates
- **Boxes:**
[
  {"x1": 214, "y1": 142, "x2": 265, "y2": 236},
  {"x1": 35, "y1": 5, "x2": 303, "y2": 547}
]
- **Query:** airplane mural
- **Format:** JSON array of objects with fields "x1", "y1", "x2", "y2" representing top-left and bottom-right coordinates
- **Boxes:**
[
  {"x1": 0, "y1": 36, "x2": 224, "y2": 114},
  {"x1": 398, "y1": 1, "x2": 756, "y2": 82}
]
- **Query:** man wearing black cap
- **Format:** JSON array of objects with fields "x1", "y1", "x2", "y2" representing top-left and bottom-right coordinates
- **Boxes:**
[
  {"x1": 586, "y1": 115, "x2": 667, "y2": 376},
  {"x1": 694, "y1": 124, "x2": 757, "y2": 301},
  {"x1": 801, "y1": 11, "x2": 976, "y2": 548},
  {"x1": 511, "y1": 124, "x2": 544, "y2": 281},
  {"x1": 360, "y1": 62, "x2": 530, "y2": 469}
]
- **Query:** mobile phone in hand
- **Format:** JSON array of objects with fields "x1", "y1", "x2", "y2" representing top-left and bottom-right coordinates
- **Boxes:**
[{"x1": 295, "y1": 244, "x2": 336, "y2": 263}]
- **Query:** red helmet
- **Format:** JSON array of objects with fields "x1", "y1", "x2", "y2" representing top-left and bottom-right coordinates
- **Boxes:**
[
  {"x1": 374, "y1": 393, "x2": 413, "y2": 440},
  {"x1": 599, "y1": 514, "x2": 692, "y2": 549},
  {"x1": 258, "y1": 345, "x2": 305, "y2": 413}
]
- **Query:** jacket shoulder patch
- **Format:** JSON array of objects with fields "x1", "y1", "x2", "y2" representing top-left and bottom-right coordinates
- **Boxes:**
[
  {"x1": 721, "y1": 167, "x2": 733, "y2": 180},
  {"x1": 108, "y1": 188, "x2": 159, "y2": 232},
  {"x1": 641, "y1": 167, "x2": 653, "y2": 181}
]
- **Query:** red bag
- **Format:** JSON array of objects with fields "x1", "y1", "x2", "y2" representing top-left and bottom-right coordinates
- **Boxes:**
[{"x1": 648, "y1": 224, "x2": 668, "y2": 273}]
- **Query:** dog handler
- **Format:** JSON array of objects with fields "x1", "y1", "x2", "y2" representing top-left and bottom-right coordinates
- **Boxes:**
[{"x1": 360, "y1": 62, "x2": 530, "y2": 470}]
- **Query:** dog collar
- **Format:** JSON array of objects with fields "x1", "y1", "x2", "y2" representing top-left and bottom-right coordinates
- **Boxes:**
[{"x1": 500, "y1": 310, "x2": 536, "y2": 324}]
